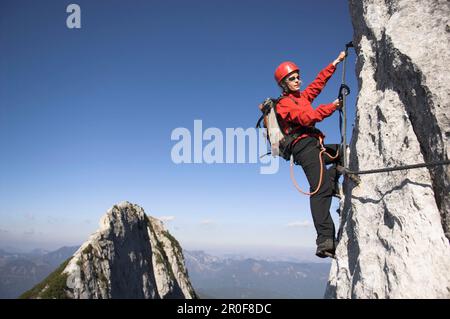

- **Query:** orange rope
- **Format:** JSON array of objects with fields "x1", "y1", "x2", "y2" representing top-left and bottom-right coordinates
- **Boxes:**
[{"x1": 289, "y1": 137, "x2": 339, "y2": 196}]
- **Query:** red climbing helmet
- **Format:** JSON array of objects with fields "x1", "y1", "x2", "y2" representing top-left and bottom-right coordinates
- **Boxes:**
[{"x1": 274, "y1": 61, "x2": 299, "y2": 84}]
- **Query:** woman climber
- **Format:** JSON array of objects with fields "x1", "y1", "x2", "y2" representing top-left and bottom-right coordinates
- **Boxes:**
[{"x1": 273, "y1": 51, "x2": 346, "y2": 258}]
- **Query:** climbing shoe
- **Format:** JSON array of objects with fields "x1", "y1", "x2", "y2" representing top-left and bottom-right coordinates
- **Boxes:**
[{"x1": 315, "y1": 238, "x2": 336, "y2": 259}]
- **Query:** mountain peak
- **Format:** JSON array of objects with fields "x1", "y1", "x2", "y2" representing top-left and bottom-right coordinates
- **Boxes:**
[{"x1": 21, "y1": 202, "x2": 197, "y2": 299}]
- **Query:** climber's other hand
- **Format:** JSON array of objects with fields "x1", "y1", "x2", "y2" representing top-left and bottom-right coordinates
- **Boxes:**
[
  {"x1": 333, "y1": 99, "x2": 343, "y2": 110},
  {"x1": 332, "y1": 51, "x2": 346, "y2": 66}
]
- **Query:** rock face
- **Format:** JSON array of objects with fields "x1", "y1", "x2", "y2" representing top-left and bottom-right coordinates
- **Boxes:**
[
  {"x1": 22, "y1": 202, "x2": 197, "y2": 299},
  {"x1": 325, "y1": 0, "x2": 450, "y2": 298}
]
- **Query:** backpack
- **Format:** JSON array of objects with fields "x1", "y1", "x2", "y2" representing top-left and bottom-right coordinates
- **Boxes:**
[
  {"x1": 256, "y1": 97, "x2": 322, "y2": 160},
  {"x1": 256, "y1": 97, "x2": 299, "y2": 160}
]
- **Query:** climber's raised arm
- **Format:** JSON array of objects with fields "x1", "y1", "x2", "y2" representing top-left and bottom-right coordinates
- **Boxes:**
[{"x1": 301, "y1": 51, "x2": 346, "y2": 102}]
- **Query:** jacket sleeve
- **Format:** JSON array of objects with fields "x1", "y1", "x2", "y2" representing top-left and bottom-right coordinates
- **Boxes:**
[
  {"x1": 301, "y1": 63, "x2": 336, "y2": 102},
  {"x1": 277, "y1": 98, "x2": 337, "y2": 127}
]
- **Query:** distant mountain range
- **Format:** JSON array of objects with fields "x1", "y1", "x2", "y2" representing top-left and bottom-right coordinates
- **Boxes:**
[
  {"x1": 184, "y1": 250, "x2": 330, "y2": 298},
  {"x1": 0, "y1": 246, "x2": 78, "y2": 298},
  {"x1": 0, "y1": 246, "x2": 330, "y2": 299}
]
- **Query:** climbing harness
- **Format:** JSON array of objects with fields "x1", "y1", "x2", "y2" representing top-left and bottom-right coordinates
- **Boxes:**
[{"x1": 289, "y1": 137, "x2": 339, "y2": 196}]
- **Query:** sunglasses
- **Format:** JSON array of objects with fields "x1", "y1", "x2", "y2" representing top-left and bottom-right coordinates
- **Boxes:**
[{"x1": 287, "y1": 75, "x2": 300, "y2": 82}]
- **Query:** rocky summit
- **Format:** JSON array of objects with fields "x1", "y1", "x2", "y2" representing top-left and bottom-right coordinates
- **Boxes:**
[{"x1": 21, "y1": 201, "x2": 197, "y2": 299}]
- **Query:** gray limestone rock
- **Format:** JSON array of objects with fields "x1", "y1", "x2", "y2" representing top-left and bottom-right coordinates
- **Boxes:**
[{"x1": 325, "y1": 0, "x2": 450, "y2": 299}]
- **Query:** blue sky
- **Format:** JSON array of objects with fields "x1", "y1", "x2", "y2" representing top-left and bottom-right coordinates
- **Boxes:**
[{"x1": 0, "y1": 0, "x2": 357, "y2": 259}]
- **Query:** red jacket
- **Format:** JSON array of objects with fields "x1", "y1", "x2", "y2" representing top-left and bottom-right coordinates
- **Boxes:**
[{"x1": 277, "y1": 63, "x2": 338, "y2": 145}]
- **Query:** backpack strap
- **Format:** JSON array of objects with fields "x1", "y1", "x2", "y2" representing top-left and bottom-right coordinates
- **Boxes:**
[
  {"x1": 255, "y1": 99, "x2": 273, "y2": 128},
  {"x1": 274, "y1": 96, "x2": 299, "y2": 135},
  {"x1": 256, "y1": 114, "x2": 264, "y2": 128}
]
